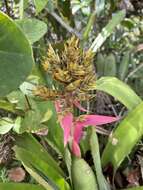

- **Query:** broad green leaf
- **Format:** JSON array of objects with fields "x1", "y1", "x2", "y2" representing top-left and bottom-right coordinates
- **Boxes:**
[
  {"x1": 33, "y1": 0, "x2": 48, "y2": 14},
  {"x1": 102, "y1": 101, "x2": 143, "y2": 169},
  {"x1": 7, "y1": 91, "x2": 54, "y2": 133},
  {"x1": 118, "y1": 51, "x2": 130, "y2": 81},
  {"x1": 96, "y1": 77, "x2": 142, "y2": 110},
  {"x1": 90, "y1": 128, "x2": 110, "y2": 190},
  {"x1": 16, "y1": 19, "x2": 47, "y2": 44},
  {"x1": 95, "y1": 0, "x2": 105, "y2": 16},
  {"x1": 71, "y1": 157, "x2": 98, "y2": 190},
  {"x1": 15, "y1": 147, "x2": 70, "y2": 190},
  {"x1": 7, "y1": 90, "x2": 26, "y2": 110},
  {"x1": 90, "y1": 10, "x2": 125, "y2": 52},
  {"x1": 0, "y1": 183, "x2": 45, "y2": 190},
  {"x1": 0, "y1": 118, "x2": 14, "y2": 134},
  {"x1": 0, "y1": 11, "x2": 34, "y2": 96},
  {"x1": 20, "y1": 109, "x2": 47, "y2": 133},
  {"x1": 15, "y1": 133, "x2": 64, "y2": 176}
]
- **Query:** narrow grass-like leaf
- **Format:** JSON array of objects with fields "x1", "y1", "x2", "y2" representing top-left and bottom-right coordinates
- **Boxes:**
[
  {"x1": 90, "y1": 10, "x2": 125, "y2": 52},
  {"x1": 102, "y1": 101, "x2": 143, "y2": 169},
  {"x1": 83, "y1": 12, "x2": 96, "y2": 41},
  {"x1": 64, "y1": 148, "x2": 72, "y2": 184},
  {"x1": 90, "y1": 127, "x2": 110, "y2": 190},
  {"x1": 96, "y1": 77, "x2": 142, "y2": 110}
]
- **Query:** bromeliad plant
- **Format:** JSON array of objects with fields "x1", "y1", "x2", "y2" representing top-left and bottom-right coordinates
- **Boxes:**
[
  {"x1": 33, "y1": 36, "x2": 119, "y2": 157},
  {"x1": 0, "y1": 7, "x2": 143, "y2": 190}
]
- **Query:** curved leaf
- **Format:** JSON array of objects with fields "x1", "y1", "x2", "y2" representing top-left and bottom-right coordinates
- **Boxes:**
[
  {"x1": 0, "y1": 11, "x2": 34, "y2": 96},
  {"x1": 15, "y1": 147, "x2": 70, "y2": 190},
  {"x1": 90, "y1": 128, "x2": 110, "y2": 190},
  {"x1": 71, "y1": 157, "x2": 98, "y2": 190},
  {"x1": 16, "y1": 18, "x2": 47, "y2": 44},
  {"x1": 15, "y1": 133, "x2": 64, "y2": 176},
  {"x1": 96, "y1": 77, "x2": 142, "y2": 110},
  {"x1": 102, "y1": 101, "x2": 143, "y2": 169},
  {"x1": 14, "y1": 134, "x2": 70, "y2": 190}
]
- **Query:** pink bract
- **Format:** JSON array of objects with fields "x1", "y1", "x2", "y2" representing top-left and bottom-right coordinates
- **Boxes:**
[{"x1": 55, "y1": 101, "x2": 120, "y2": 157}]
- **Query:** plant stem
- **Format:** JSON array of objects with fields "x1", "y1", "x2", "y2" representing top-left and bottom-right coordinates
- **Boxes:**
[{"x1": 45, "y1": 8, "x2": 82, "y2": 39}]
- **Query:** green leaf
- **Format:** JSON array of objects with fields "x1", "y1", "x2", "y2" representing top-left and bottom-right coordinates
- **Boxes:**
[
  {"x1": 90, "y1": 10, "x2": 125, "y2": 52},
  {"x1": 71, "y1": 157, "x2": 98, "y2": 190},
  {"x1": 15, "y1": 134, "x2": 70, "y2": 190},
  {"x1": 102, "y1": 101, "x2": 143, "y2": 169},
  {"x1": 64, "y1": 148, "x2": 72, "y2": 184},
  {"x1": 96, "y1": 77, "x2": 142, "y2": 110},
  {"x1": 90, "y1": 128, "x2": 110, "y2": 190},
  {"x1": 0, "y1": 183, "x2": 46, "y2": 190},
  {"x1": 96, "y1": 53, "x2": 105, "y2": 77},
  {"x1": 16, "y1": 18, "x2": 47, "y2": 44},
  {"x1": 104, "y1": 53, "x2": 117, "y2": 76},
  {"x1": 20, "y1": 109, "x2": 45, "y2": 133},
  {"x1": 15, "y1": 147, "x2": 68, "y2": 190},
  {"x1": 45, "y1": 101, "x2": 64, "y2": 155},
  {"x1": 15, "y1": 133, "x2": 64, "y2": 176},
  {"x1": 118, "y1": 51, "x2": 130, "y2": 81},
  {"x1": 0, "y1": 11, "x2": 34, "y2": 97},
  {"x1": 83, "y1": 12, "x2": 96, "y2": 41},
  {"x1": 23, "y1": 164, "x2": 53, "y2": 190},
  {"x1": 0, "y1": 100, "x2": 15, "y2": 113},
  {"x1": 0, "y1": 118, "x2": 14, "y2": 134},
  {"x1": 33, "y1": 0, "x2": 48, "y2": 14}
]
